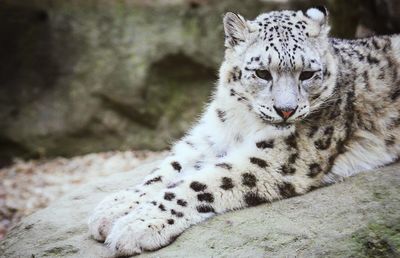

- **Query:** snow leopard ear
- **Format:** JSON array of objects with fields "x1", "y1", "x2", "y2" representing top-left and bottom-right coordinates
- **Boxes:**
[
  {"x1": 304, "y1": 6, "x2": 330, "y2": 37},
  {"x1": 305, "y1": 6, "x2": 328, "y2": 25},
  {"x1": 223, "y1": 12, "x2": 249, "y2": 48}
]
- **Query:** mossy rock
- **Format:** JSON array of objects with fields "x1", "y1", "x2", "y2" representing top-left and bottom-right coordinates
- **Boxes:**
[{"x1": 350, "y1": 220, "x2": 400, "y2": 258}]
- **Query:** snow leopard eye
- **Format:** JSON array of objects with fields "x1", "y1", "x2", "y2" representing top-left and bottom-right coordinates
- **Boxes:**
[
  {"x1": 255, "y1": 70, "x2": 272, "y2": 81},
  {"x1": 299, "y1": 71, "x2": 316, "y2": 81}
]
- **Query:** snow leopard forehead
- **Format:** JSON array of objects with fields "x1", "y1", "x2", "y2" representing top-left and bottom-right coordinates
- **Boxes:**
[
  {"x1": 253, "y1": 9, "x2": 325, "y2": 39},
  {"x1": 245, "y1": 10, "x2": 328, "y2": 71}
]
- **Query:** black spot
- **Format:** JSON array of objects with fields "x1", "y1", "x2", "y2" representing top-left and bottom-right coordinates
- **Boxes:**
[
  {"x1": 315, "y1": 138, "x2": 331, "y2": 150},
  {"x1": 308, "y1": 163, "x2": 322, "y2": 177},
  {"x1": 280, "y1": 165, "x2": 296, "y2": 175},
  {"x1": 244, "y1": 192, "x2": 268, "y2": 207},
  {"x1": 367, "y1": 54, "x2": 380, "y2": 64},
  {"x1": 190, "y1": 181, "x2": 207, "y2": 192},
  {"x1": 197, "y1": 193, "x2": 214, "y2": 203},
  {"x1": 249, "y1": 157, "x2": 268, "y2": 168},
  {"x1": 242, "y1": 173, "x2": 257, "y2": 187},
  {"x1": 144, "y1": 176, "x2": 162, "y2": 185},
  {"x1": 158, "y1": 204, "x2": 166, "y2": 211},
  {"x1": 216, "y1": 109, "x2": 227, "y2": 122},
  {"x1": 324, "y1": 126, "x2": 334, "y2": 135},
  {"x1": 385, "y1": 136, "x2": 396, "y2": 146},
  {"x1": 171, "y1": 161, "x2": 182, "y2": 172},
  {"x1": 167, "y1": 219, "x2": 174, "y2": 225},
  {"x1": 285, "y1": 133, "x2": 298, "y2": 149},
  {"x1": 328, "y1": 155, "x2": 336, "y2": 167},
  {"x1": 256, "y1": 140, "x2": 274, "y2": 149},
  {"x1": 278, "y1": 182, "x2": 297, "y2": 198},
  {"x1": 151, "y1": 201, "x2": 157, "y2": 206},
  {"x1": 196, "y1": 204, "x2": 215, "y2": 213},
  {"x1": 220, "y1": 177, "x2": 234, "y2": 190},
  {"x1": 215, "y1": 162, "x2": 232, "y2": 170},
  {"x1": 288, "y1": 153, "x2": 298, "y2": 163},
  {"x1": 177, "y1": 199, "x2": 187, "y2": 207},
  {"x1": 164, "y1": 192, "x2": 176, "y2": 201},
  {"x1": 390, "y1": 88, "x2": 400, "y2": 101},
  {"x1": 308, "y1": 126, "x2": 319, "y2": 137},
  {"x1": 170, "y1": 209, "x2": 184, "y2": 217}
]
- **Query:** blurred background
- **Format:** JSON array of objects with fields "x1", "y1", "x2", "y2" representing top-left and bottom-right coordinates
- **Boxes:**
[
  {"x1": 1, "y1": 0, "x2": 400, "y2": 165},
  {"x1": 1, "y1": 0, "x2": 400, "y2": 239}
]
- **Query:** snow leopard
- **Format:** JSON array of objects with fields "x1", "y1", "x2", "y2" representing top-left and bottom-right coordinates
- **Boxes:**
[{"x1": 88, "y1": 6, "x2": 400, "y2": 256}]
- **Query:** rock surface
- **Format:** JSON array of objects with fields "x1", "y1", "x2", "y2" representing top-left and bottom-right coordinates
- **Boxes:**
[{"x1": 1, "y1": 161, "x2": 399, "y2": 258}]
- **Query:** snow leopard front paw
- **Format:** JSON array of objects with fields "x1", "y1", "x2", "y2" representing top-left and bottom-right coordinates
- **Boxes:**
[
  {"x1": 105, "y1": 203, "x2": 188, "y2": 256},
  {"x1": 88, "y1": 190, "x2": 142, "y2": 241}
]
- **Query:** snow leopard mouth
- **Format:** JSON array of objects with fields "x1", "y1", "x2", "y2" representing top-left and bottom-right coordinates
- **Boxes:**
[
  {"x1": 259, "y1": 114, "x2": 295, "y2": 129},
  {"x1": 272, "y1": 122, "x2": 294, "y2": 130}
]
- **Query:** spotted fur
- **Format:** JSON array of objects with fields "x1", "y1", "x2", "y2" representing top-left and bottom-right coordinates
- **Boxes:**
[{"x1": 88, "y1": 7, "x2": 400, "y2": 256}]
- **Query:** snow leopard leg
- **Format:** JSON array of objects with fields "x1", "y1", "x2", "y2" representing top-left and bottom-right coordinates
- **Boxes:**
[
  {"x1": 105, "y1": 154, "x2": 306, "y2": 256},
  {"x1": 88, "y1": 137, "x2": 209, "y2": 241}
]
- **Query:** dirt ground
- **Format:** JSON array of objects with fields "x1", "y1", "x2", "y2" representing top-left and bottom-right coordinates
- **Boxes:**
[{"x1": 0, "y1": 150, "x2": 165, "y2": 240}]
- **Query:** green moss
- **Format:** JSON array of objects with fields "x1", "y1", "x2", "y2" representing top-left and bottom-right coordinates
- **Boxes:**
[{"x1": 351, "y1": 219, "x2": 400, "y2": 258}]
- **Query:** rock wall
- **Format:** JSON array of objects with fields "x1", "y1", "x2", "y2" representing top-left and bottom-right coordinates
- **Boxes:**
[
  {"x1": 0, "y1": 0, "x2": 399, "y2": 162},
  {"x1": 0, "y1": 161, "x2": 399, "y2": 257}
]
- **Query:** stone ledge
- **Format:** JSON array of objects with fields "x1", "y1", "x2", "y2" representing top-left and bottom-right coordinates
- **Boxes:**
[{"x1": 1, "y1": 162, "x2": 399, "y2": 257}]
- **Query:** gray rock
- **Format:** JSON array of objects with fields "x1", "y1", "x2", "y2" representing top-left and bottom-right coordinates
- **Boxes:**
[{"x1": 1, "y1": 161, "x2": 399, "y2": 258}]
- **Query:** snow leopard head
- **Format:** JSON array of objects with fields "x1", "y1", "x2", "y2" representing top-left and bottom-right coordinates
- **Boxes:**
[{"x1": 220, "y1": 7, "x2": 335, "y2": 128}]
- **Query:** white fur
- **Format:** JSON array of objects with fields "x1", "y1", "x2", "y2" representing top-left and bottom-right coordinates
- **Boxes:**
[
  {"x1": 325, "y1": 131, "x2": 400, "y2": 183},
  {"x1": 306, "y1": 8, "x2": 325, "y2": 23}
]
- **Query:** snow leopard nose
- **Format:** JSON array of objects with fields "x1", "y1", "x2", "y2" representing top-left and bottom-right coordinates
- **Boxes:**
[{"x1": 273, "y1": 106, "x2": 298, "y2": 119}]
